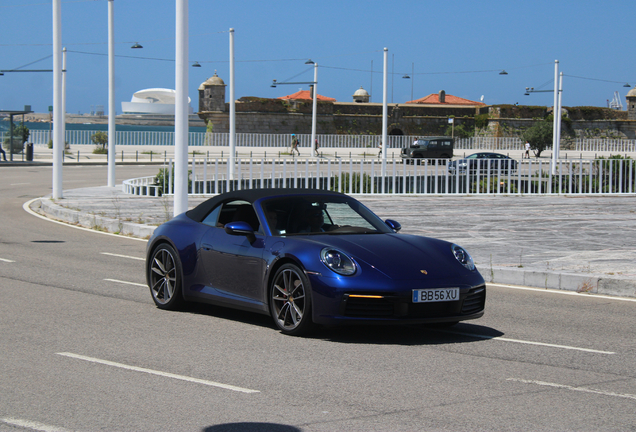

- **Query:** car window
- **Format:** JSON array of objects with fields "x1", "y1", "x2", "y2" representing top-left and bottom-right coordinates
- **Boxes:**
[
  {"x1": 261, "y1": 196, "x2": 392, "y2": 236},
  {"x1": 466, "y1": 154, "x2": 478, "y2": 159},
  {"x1": 215, "y1": 200, "x2": 261, "y2": 232},
  {"x1": 201, "y1": 205, "x2": 222, "y2": 227},
  {"x1": 324, "y1": 202, "x2": 376, "y2": 230}
]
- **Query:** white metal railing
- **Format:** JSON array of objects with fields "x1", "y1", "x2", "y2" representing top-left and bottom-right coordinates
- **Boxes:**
[
  {"x1": 124, "y1": 156, "x2": 636, "y2": 197},
  {"x1": 575, "y1": 138, "x2": 636, "y2": 153},
  {"x1": 4, "y1": 130, "x2": 636, "y2": 154},
  {"x1": 122, "y1": 176, "x2": 161, "y2": 197}
]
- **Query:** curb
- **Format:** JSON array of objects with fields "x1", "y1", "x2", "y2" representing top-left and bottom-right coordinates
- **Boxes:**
[
  {"x1": 484, "y1": 266, "x2": 636, "y2": 298},
  {"x1": 33, "y1": 198, "x2": 156, "y2": 239}
]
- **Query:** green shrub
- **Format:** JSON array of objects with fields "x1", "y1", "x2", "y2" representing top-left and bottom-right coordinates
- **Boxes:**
[
  {"x1": 473, "y1": 176, "x2": 518, "y2": 194},
  {"x1": 330, "y1": 172, "x2": 372, "y2": 193},
  {"x1": 155, "y1": 166, "x2": 192, "y2": 195},
  {"x1": 91, "y1": 131, "x2": 108, "y2": 149}
]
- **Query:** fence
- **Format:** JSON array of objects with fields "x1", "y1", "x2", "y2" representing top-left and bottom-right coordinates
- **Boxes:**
[
  {"x1": 3, "y1": 130, "x2": 634, "y2": 153},
  {"x1": 124, "y1": 156, "x2": 636, "y2": 197}
]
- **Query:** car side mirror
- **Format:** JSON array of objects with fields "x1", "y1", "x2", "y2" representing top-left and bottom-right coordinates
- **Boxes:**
[
  {"x1": 225, "y1": 221, "x2": 256, "y2": 243},
  {"x1": 385, "y1": 219, "x2": 401, "y2": 232}
]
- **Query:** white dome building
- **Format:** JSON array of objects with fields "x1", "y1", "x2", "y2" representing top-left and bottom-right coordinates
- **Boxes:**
[{"x1": 121, "y1": 88, "x2": 193, "y2": 115}]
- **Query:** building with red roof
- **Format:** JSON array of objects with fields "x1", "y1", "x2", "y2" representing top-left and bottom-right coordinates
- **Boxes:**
[
  {"x1": 277, "y1": 90, "x2": 336, "y2": 102},
  {"x1": 407, "y1": 90, "x2": 485, "y2": 107}
]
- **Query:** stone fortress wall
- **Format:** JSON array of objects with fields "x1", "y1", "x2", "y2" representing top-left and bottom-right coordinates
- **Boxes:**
[{"x1": 197, "y1": 74, "x2": 636, "y2": 142}]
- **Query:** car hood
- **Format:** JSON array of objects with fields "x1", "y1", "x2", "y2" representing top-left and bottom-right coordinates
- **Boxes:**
[{"x1": 311, "y1": 233, "x2": 473, "y2": 281}]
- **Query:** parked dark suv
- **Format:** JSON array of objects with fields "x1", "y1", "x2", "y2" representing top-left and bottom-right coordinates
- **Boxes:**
[{"x1": 400, "y1": 137, "x2": 454, "y2": 164}]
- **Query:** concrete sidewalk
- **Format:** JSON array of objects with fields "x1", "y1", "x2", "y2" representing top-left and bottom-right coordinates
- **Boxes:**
[{"x1": 30, "y1": 185, "x2": 636, "y2": 299}]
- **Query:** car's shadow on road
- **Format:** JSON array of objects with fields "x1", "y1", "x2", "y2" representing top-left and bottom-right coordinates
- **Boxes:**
[
  {"x1": 179, "y1": 303, "x2": 502, "y2": 346},
  {"x1": 312, "y1": 322, "x2": 503, "y2": 346}
]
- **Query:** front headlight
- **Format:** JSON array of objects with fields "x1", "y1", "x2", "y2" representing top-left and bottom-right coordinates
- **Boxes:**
[
  {"x1": 320, "y1": 248, "x2": 357, "y2": 276},
  {"x1": 451, "y1": 244, "x2": 475, "y2": 271}
]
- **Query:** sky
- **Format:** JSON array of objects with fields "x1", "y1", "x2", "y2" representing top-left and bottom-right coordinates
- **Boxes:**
[{"x1": 1, "y1": 0, "x2": 634, "y2": 115}]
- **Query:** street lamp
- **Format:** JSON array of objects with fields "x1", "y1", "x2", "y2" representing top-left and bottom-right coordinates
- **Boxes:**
[
  {"x1": 524, "y1": 60, "x2": 562, "y2": 175},
  {"x1": 107, "y1": 0, "x2": 116, "y2": 188},
  {"x1": 52, "y1": 0, "x2": 63, "y2": 199},
  {"x1": 402, "y1": 62, "x2": 414, "y2": 101},
  {"x1": 271, "y1": 61, "x2": 319, "y2": 156}
]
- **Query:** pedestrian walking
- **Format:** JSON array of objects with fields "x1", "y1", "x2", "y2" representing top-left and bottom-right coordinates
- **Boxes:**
[
  {"x1": 378, "y1": 141, "x2": 382, "y2": 157},
  {"x1": 0, "y1": 144, "x2": 6, "y2": 161},
  {"x1": 314, "y1": 138, "x2": 319, "y2": 157},
  {"x1": 290, "y1": 134, "x2": 300, "y2": 156},
  {"x1": 524, "y1": 141, "x2": 531, "y2": 158}
]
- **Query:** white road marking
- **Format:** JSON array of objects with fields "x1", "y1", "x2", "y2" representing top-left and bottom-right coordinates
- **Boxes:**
[
  {"x1": 56, "y1": 352, "x2": 260, "y2": 394},
  {"x1": 0, "y1": 257, "x2": 16, "y2": 263},
  {"x1": 0, "y1": 417, "x2": 73, "y2": 432},
  {"x1": 10, "y1": 182, "x2": 31, "y2": 186},
  {"x1": 508, "y1": 378, "x2": 636, "y2": 401},
  {"x1": 101, "y1": 252, "x2": 144, "y2": 261},
  {"x1": 23, "y1": 198, "x2": 146, "y2": 242},
  {"x1": 443, "y1": 330, "x2": 615, "y2": 355},
  {"x1": 104, "y1": 278, "x2": 147, "y2": 287},
  {"x1": 489, "y1": 283, "x2": 636, "y2": 303}
]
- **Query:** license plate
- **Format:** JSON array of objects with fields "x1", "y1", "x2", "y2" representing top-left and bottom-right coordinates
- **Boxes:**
[{"x1": 412, "y1": 288, "x2": 459, "y2": 303}]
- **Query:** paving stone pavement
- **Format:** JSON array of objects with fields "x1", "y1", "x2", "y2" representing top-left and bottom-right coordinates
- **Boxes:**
[{"x1": 32, "y1": 185, "x2": 636, "y2": 298}]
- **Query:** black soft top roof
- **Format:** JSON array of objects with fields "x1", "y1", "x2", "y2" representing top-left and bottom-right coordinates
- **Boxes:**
[{"x1": 186, "y1": 188, "x2": 346, "y2": 222}]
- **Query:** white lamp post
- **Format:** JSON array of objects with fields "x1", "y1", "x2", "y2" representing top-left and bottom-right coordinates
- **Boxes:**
[
  {"x1": 52, "y1": 0, "x2": 63, "y2": 199},
  {"x1": 381, "y1": 48, "x2": 388, "y2": 186},
  {"x1": 523, "y1": 59, "x2": 563, "y2": 175},
  {"x1": 551, "y1": 60, "x2": 559, "y2": 175},
  {"x1": 62, "y1": 47, "x2": 67, "y2": 158},
  {"x1": 271, "y1": 60, "x2": 318, "y2": 156},
  {"x1": 229, "y1": 28, "x2": 236, "y2": 180},
  {"x1": 555, "y1": 71, "x2": 563, "y2": 168},
  {"x1": 107, "y1": 0, "x2": 116, "y2": 187},
  {"x1": 174, "y1": 0, "x2": 189, "y2": 216},
  {"x1": 311, "y1": 62, "x2": 317, "y2": 156}
]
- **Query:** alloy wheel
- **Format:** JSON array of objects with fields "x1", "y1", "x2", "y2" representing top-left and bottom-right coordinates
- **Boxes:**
[
  {"x1": 150, "y1": 247, "x2": 177, "y2": 305},
  {"x1": 271, "y1": 267, "x2": 308, "y2": 332}
]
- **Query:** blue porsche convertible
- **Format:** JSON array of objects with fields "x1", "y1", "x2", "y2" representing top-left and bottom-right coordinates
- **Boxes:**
[{"x1": 146, "y1": 189, "x2": 485, "y2": 335}]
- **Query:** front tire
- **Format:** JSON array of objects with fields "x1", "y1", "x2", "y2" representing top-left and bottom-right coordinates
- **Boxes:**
[
  {"x1": 148, "y1": 243, "x2": 184, "y2": 310},
  {"x1": 269, "y1": 264, "x2": 314, "y2": 336}
]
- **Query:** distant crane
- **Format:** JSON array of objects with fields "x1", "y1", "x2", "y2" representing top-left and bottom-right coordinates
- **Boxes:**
[{"x1": 608, "y1": 91, "x2": 623, "y2": 110}]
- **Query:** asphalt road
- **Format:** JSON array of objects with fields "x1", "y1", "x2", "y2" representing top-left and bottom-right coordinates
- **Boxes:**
[{"x1": 1, "y1": 166, "x2": 636, "y2": 432}]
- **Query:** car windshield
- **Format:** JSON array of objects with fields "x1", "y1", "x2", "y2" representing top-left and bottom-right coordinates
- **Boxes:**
[{"x1": 260, "y1": 195, "x2": 394, "y2": 236}]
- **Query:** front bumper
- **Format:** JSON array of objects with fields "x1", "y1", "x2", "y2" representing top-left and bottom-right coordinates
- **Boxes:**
[{"x1": 309, "y1": 277, "x2": 486, "y2": 326}]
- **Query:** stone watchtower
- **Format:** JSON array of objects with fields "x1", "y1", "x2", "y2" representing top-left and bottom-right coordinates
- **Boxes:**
[
  {"x1": 198, "y1": 71, "x2": 226, "y2": 112},
  {"x1": 353, "y1": 86, "x2": 370, "y2": 103},
  {"x1": 627, "y1": 86, "x2": 636, "y2": 120}
]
